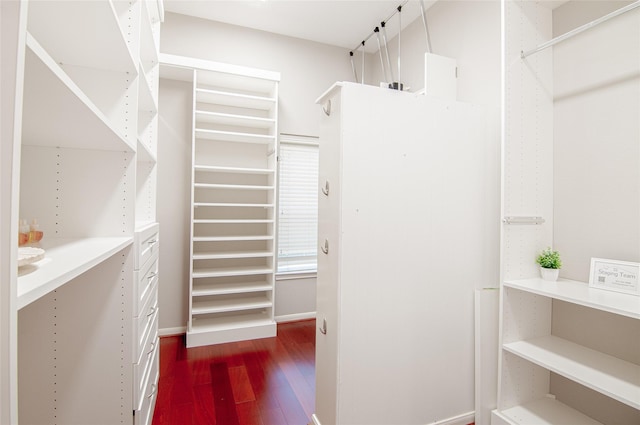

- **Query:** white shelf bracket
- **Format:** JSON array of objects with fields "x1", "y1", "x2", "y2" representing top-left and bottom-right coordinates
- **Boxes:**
[{"x1": 503, "y1": 216, "x2": 545, "y2": 225}]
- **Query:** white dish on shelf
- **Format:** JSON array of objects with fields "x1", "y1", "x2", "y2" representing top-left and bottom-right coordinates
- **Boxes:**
[{"x1": 18, "y1": 247, "x2": 45, "y2": 267}]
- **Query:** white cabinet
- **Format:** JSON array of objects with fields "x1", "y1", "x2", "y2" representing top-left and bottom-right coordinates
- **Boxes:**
[
  {"x1": 133, "y1": 223, "x2": 160, "y2": 425},
  {"x1": 494, "y1": 279, "x2": 640, "y2": 425},
  {"x1": 493, "y1": 2, "x2": 640, "y2": 424},
  {"x1": 313, "y1": 82, "x2": 488, "y2": 425},
  {"x1": 160, "y1": 55, "x2": 280, "y2": 348},
  {"x1": 1, "y1": 1, "x2": 162, "y2": 423}
]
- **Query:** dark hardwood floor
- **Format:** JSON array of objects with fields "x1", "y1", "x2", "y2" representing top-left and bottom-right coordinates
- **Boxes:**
[{"x1": 152, "y1": 319, "x2": 316, "y2": 425}]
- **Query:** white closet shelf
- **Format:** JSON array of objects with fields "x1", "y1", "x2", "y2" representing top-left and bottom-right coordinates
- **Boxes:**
[
  {"x1": 504, "y1": 335, "x2": 640, "y2": 409},
  {"x1": 192, "y1": 281, "x2": 272, "y2": 297},
  {"x1": 22, "y1": 34, "x2": 134, "y2": 152},
  {"x1": 192, "y1": 266, "x2": 273, "y2": 279},
  {"x1": 195, "y1": 89, "x2": 275, "y2": 110},
  {"x1": 27, "y1": 0, "x2": 137, "y2": 74},
  {"x1": 494, "y1": 397, "x2": 602, "y2": 425},
  {"x1": 195, "y1": 129, "x2": 275, "y2": 144},
  {"x1": 190, "y1": 312, "x2": 274, "y2": 333},
  {"x1": 194, "y1": 165, "x2": 274, "y2": 175},
  {"x1": 504, "y1": 278, "x2": 640, "y2": 319},
  {"x1": 194, "y1": 183, "x2": 274, "y2": 191},
  {"x1": 161, "y1": 53, "x2": 279, "y2": 92},
  {"x1": 194, "y1": 202, "x2": 274, "y2": 208},
  {"x1": 191, "y1": 295, "x2": 273, "y2": 315},
  {"x1": 17, "y1": 237, "x2": 133, "y2": 310},
  {"x1": 193, "y1": 250, "x2": 273, "y2": 260},
  {"x1": 193, "y1": 219, "x2": 273, "y2": 224},
  {"x1": 193, "y1": 235, "x2": 273, "y2": 242},
  {"x1": 195, "y1": 111, "x2": 275, "y2": 130}
]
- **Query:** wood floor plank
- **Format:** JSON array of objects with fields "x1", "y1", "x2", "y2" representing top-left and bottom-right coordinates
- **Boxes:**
[
  {"x1": 153, "y1": 320, "x2": 316, "y2": 425},
  {"x1": 210, "y1": 362, "x2": 241, "y2": 425},
  {"x1": 260, "y1": 407, "x2": 288, "y2": 425},
  {"x1": 229, "y1": 365, "x2": 257, "y2": 403},
  {"x1": 192, "y1": 383, "x2": 217, "y2": 425},
  {"x1": 236, "y1": 400, "x2": 265, "y2": 425}
]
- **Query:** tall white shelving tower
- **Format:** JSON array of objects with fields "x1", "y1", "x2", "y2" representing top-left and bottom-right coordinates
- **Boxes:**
[
  {"x1": 161, "y1": 55, "x2": 280, "y2": 348},
  {"x1": 1, "y1": 1, "x2": 163, "y2": 423}
]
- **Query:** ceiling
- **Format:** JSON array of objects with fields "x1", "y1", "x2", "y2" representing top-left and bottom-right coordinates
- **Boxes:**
[{"x1": 163, "y1": 0, "x2": 433, "y2": 53}]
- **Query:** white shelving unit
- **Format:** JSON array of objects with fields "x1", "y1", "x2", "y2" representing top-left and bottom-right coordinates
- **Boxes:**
[
  {"x1": 160, "y1": 54, "x2": 280, "y2": 348},
  {"x1": 493, "y1": 2, "x2": 640, "y2": 424},
  {"x1": 1, "y1": 1, "x2": 163, "y2": 423}
]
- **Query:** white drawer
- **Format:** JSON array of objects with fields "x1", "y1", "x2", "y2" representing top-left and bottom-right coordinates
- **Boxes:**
[
  {"x1": 134, "y1": 222, "x2": 159, "y2": 270},
  {"x1": 135, "y1": 338, "x2": 159, "y2": 425},
  {"x1": 134, "y1": 285, "x2": 158, "y2": 362},
  {"x1": 134, "y1": 311, "x2": 158, "y2": 410},
  {"x1": 134, "y1": 250, "x2": 159, "y2": 318}
]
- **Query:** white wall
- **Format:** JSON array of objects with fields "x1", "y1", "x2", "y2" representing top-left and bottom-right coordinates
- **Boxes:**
[
  {"x1": 157, "y1": 78, "x2": 193, "y2": 333},
  {"x1": 160, "y1": 12, "x2": 354, "y2": 136},
  {"x1": 369, "y1": 0, "x2": 501, "y2": 107},
  {"x1": 551, "y1": 2, "x2": 640, "y2": 423}
]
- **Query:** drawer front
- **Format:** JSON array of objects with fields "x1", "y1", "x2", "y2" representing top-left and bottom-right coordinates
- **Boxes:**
[
  {"x1": 134, "y1": 250, "x2": 159, "y2": 318},
  {"x1": 135, "y1": 284, "x2": 158, "y2": 362},
  {"x1": 135, "y1": 339, "x2": 159, "y2": 425},
  {"x1": 135, "y1": 223, "x2": 159, "y2": 270},
  {"x1": 134, "y1": 310, "x2": 159, "y2": 410}
]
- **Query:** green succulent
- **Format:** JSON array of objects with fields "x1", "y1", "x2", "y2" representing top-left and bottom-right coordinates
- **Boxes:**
[{"x1": 536, "y1": 247, "x2": 562, "y2": 269}]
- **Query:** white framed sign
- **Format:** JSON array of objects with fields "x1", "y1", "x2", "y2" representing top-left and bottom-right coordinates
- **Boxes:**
[{"x1": 589, "y1": 258, "x2": 640, "y2": 296}]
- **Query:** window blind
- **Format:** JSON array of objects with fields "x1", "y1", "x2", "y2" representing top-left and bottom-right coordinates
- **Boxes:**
[{"x1": 277, "y1": 134, "x2": 319, "y2": 273}]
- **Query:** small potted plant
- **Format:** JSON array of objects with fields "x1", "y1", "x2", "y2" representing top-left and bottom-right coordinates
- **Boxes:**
[{"x1": 536, "y1": 247, "x2": 562, "y2": 281}]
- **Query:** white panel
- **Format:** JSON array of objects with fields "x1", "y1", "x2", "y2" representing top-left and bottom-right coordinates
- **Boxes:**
[
  {"x1": 20, "y1": 146, "x2": 135, "y2": 238},
  {"x1": 18, "y1": 249, "x2": 133, "y2": 424},
  {"x1": 1, "y1": 1, "x2": 26, "y2": 422},
  {"x1": 339, "y1": 84, "x2": 482, "y2": 424},
  {"x1": 498, "y1": 2, "x2": 554, "y2": 413},
  {"x1": 475, "y1": 289, "x2": 500, "y2": 425},
  {"x1": 314, "y1": 86, "x2": 342, "y2": 425},
  {"x1": 502, "y1": 287, "x2": 551, "y2": 344},
  {"x1": 136, "y1": 161, "x2": 158, "y2": 225},
  {"x1": 63, "y1": 64, "x2": 137, "y2": 145},
  {"x1": 316, "y1": 82, "x2": 488, "y2": 424},
  {"x1": 500, "y1": 352, "x2": 550, "y2": 411},
  {"x1": 424, "y1": 53, "x2": 458, "y2": 100},
  {"x1": 502, "y1": 0, "x2": 554, "y2": 282}
]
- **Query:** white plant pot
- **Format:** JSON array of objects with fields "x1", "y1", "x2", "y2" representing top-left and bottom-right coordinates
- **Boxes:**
[{"x1": 540, "y1": 267, "x2": 560, "y2": 281}]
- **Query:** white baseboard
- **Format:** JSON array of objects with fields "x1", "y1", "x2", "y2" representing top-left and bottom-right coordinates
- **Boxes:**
[
  {"x1": 311, "y1": 411, "x2": 472, "y2": 425},
  {"x1": 158, "y1": 313, "x2": 317, "y2": 337},
  {"x1": 425, "y1": 411, "x2": 475, "y2": 425},
  {"x1": 159, "y1": 326, "x2": 186, "y2": 337},
  {"x1": 275, "y1": 311, "x2": 316, "y2": 323}
]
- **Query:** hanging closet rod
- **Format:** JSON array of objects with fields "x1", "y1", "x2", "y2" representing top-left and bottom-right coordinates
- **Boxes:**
[
  {"x1": 521, "y1": 0, "x2": 640, "y2": 59},
  {"x1": 350, "y1": 0, "x2": 408, "y2": 52}
]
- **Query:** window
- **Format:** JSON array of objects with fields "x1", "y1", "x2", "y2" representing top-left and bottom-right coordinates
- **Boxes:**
[{"x1": 277, "y1": 134, "x2": 319, "y2": 274}]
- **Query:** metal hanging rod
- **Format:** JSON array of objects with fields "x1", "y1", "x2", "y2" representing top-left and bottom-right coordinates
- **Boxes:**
[
  {"x1": 521, "y1": 0, "x2": 640, "y2": 59},
  {"x1": 350, "y1": 0, "x2": 409, "y2": 52}
]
